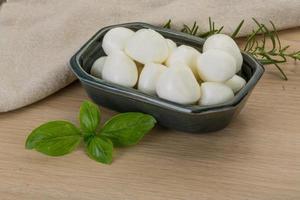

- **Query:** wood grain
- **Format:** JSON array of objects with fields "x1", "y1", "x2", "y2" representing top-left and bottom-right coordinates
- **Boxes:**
[{"x1": 0, "y1": 28, "x2": 300, "y2": 200}]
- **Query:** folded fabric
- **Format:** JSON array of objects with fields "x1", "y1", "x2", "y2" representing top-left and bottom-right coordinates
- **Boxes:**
[{"x1": 1, "y1": 0, "x2": 300, "y2": 112}]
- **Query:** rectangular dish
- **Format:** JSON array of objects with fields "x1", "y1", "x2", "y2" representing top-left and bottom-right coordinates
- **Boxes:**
[{"x1": 69, "y1": 22, "x2": 264, "y2": 133}]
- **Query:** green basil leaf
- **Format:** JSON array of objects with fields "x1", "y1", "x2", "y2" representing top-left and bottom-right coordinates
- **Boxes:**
[
  {"x1": 86, "y1": 136, "x2": 113, "y2": 164},
  {"x1": 79, "y1": 101, "x2": 100, "y2": 134},
  {"x1": 25, "y1": 121, "x2": 81, "y2": 156},
  {"x1": 100, "y1": 112, "x2": 156, "y2": 147}
]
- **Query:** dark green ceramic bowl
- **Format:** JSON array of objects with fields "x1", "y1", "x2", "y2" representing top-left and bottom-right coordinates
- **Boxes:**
[{"x1": 69, "y1": 22, "x2": 264, "y2": 133}]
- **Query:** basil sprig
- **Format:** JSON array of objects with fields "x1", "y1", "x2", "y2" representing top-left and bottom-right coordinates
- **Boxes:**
[{"x1": 25, "y1": 100, "x2": 156, "y2": 164}]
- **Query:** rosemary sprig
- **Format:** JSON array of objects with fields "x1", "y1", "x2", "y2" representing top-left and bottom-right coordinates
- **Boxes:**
[
  {"x1": 179, "y1": 17, "x2": 224, "y2": 38},
  {"x1": 163, "y1": 18, "x2": 300, "y2": 80}
]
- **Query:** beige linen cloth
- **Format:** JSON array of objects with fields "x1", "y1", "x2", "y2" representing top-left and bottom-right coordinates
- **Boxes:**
[{"x1": 0, "y1": 0, "x2": 300, "y2": 112}]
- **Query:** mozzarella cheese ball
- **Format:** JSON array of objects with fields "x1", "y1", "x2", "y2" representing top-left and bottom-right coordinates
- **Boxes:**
[
  {"x1": 166, "y1": 45, "x2": 201, "y2": 79},
  {"x1": 102, "y1": 52, "x2": 138, "y2": 87},
  {"x1": 90, "y1": 56, "x2": 107, "y2": 78},
  {"x1": 199, "y1": 82, "x2": 234, "y2": 106},
  {"x1": 197, "y1": 49, "x2": 236, "y2": 82},
  {"x1": 138, "y1": 63, "x2": 167, "y2": 95},
  {"x1": 156, "y1": 66, "x2": 201, "y2": 104},
  {"x1": 125, "y1": 29, "x2": 169, "y2": 64},
  {"x1": 203, "y1": 34, "x2": 243, "y2": 72},
  {"x1": 102, "y1": 27, "x2": 135, "y2": 55},
  {"x1": 225, "y1": 75, "x2": 246, "y2": 93}
]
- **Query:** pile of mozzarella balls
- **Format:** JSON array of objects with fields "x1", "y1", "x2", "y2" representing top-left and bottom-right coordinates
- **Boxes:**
[{"x1": 90, "y1": 27, "x2": 246, "y2": 106}]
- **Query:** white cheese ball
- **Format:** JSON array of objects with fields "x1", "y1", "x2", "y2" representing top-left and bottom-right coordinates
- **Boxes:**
[
  {"x1": 197, "y1": 49, "x2": 236, "y2": 82},
  {"x1": 102, "y1": 52, "x2": 138, "y2": 87},
  {"x1": 203, "y1": 34, "x2": 243, "y2": 73},
  {"x1": 199, "y1": 82, "x2": 234, "y2": 106},
  {"x1": 156, "y1": 67, "x2": 201, "y2": 104},
  {"x1": 125, "y1": 29, "x2": 169, "y2": 64},
  {"x1": 138, "y1": 63, "x2": 167, "y2": 95},
  {"x1": 225, "y1": 75, "x2": 246, "y2": 93},
  {"x1": 102, "y1": 27, "x2": 135, "y2": 55},
  {"x1": 90, "y1": 56, "x2": 107, "y2": 78},
  {"x1": 166, "y1": 45, "x2": 201, "y2": 79}
]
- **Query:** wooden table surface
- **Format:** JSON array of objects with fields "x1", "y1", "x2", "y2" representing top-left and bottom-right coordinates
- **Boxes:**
[{"x1": 0, "y1": 28, "x2": 300, "y2": 200}]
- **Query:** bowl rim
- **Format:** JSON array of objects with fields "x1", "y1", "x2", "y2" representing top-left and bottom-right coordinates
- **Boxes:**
[{"x1": 69, "y1": 22, "x2": 264, "y2": 114}]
